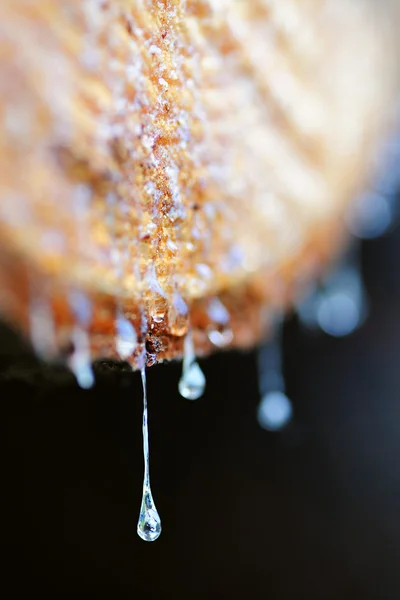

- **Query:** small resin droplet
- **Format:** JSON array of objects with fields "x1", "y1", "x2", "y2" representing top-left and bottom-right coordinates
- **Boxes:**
[
  {"x1": 317, "y1": 290, "x2": 361, "y2": 337},
  {"x1": 207, "y1": 327, "x2": 233, "y2": 347},
  {"x1": 30, "y1": 296, "x2": 56, "y2": 359},
  {"x1": 150, "y1": 294, "x2": 168, "y2": 323},
  {"x1": 178, "y1": 361, "x2": 206, "y2": 400},
  {"x1": 346, "y1": 191, "x2": 393, "y2": 239},
  {"x1": 147, "y1": 267, "x2": 168, "y2": 323},
  {"x1": 68, "y1": 326, "x2": 94, "y2": 389},
  {"x1": 318, "y1": 249, "x2": 368, "y2": 337},
  {"x1": 257, "y1": 321, "x2": 292, "y2": 431},
  {"x1": 298, "y1": 246, "x2": 368, "y2": 337},
  {"x1": 257, "y1": 391, "x2": 293, "y2": 431},
  {"x1": 207, "y1": 298, "x2": 233, "y2": 347},
  {"x1": 115, "y1": 313, "x2": 137, "y2": 359},
  {"x1": 168, "y1": 292, "x2": 189, "y2": 336},
  {"x1": 67, "y1": 291, "x2": 94, "y2": 388},
  {"x1": 178, "y1": 332, "x2": 206, "y2": 400},
  {"x1": 137, "y1": 368, "x2": 162, "y2": 542},
  {"x1": 68, "y1": 290, "x2": 92, "y2": 327},
  {"x1": 207, "y1": 297, "x2": 230, "y2": 326},
  {"x1": 137, "y1": 488, "x2": 162, "y2": 542}
]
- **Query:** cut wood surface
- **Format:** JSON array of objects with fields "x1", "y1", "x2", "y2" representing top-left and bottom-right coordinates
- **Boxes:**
[{"x1": 0, "y1": 0, "x2": 398, "y2": 367}]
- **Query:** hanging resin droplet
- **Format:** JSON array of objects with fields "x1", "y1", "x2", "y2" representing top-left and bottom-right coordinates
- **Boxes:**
[
  {"x1": 178, "y1": 361, "x2": 206, "y2": 400},
  {"x1": 297, "y1": 244, "x2": 368, "y2": 338},
  {"x1": 257, "y1": 390, "x2": 293, "y2": 432},
  {"x1": 137, "y1": 488, "x2": 162, "y2": 543},
  {"x1": 346, "y1": 191, "x2": 394, "y2": 240},
  {"x1": 29, "y1": 295, "x2": 57, "y2": 359},
  {"x1": 256, "y1": 320, "x2": 292, "y2": 431},
  {"x1": 137, "y1": 368, "x2": 162, "y2": 542},
  {"x1": 207, "y1": 328, "x2": 233, "y2": 347},
  {"x1": 345, "y1": 130, "x2": 400, "y2": 240},
  {"x1": 115, "y1": 312, "x2": 137, "y2": 359},
  {"x1": 207, "y1": 297, "x2": 230, "y2": 325},
  {"x1": 68, "y1": 290, "x2": 95, "y2": 389},
  {"x1": 147, "y1": 266, "x2": 168, "y2": 324},
  {"x1": 150, "y1": 295, "x2": 168, "y2": 324},
  {"x1": 68, "y1": 290, "x2": 92, "y2": 326},
  {"x1": 178, "y1": 331, "x2": 206, "y2": 400},
  {"x1": 68, "y1": 326, "x2": 95, "y2": 389},
  {"x1": 206, "y1": 297, "x2": 233, "y2": 347},
  {"x1": 168, "y1": 291, "x2": 189, "y2": 337}
]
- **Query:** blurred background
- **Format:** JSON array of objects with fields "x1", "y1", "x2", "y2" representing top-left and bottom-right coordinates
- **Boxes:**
[{"x1": 0, "y1": 191, "x2": 399, "y2": 599}]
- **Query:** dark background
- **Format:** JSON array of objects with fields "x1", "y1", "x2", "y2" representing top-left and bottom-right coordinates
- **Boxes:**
[{"x1": 1, "y1": 224, "x2": 400, "y2": 599}]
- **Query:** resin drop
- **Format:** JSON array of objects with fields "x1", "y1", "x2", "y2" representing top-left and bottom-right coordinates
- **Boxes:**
[
  {"x1": 257, "y1": 321, "x2": 292, "y2": 431},
  {"x1": 115, "y1": 313, "x2": 137, "y2": 359},
  {"x1": 137, "y1": 488, "x2": 162, "y2": 543},
  {"x1": 257, "y1": 391, "x2": 293, "y2": 431},
  {"x1": 68, "y1": 291, "x2": 94, "y2": 389},
  {"x1": 68, "y1": 326, "x2": 95, "y2": 389},
  {"x1": 137, "y1": 368, "x2": 161, "y2": 542},
  {"x1": 179, "y1": 361, "x2": 206, "y2": 400},
  {"x1": 150, "y1": 294, "x2": 168, "y2": 323},
  {"x1": 346, "y1": 191, "x2": 393, "y2": 239},
  {"x1": 207, "y1": 297, "x2": 230, "y2": 325},
  {"x1": 207, "y1": 327, "x2": 233, "y2": 348},
  {"x1": 68, "y1": 290, "x2": 92, "y2": 327},
  {"x1": 298, "y1": 246, "x2": 368, "y2": 337},
  {"x1": 29, "y1": 296, "x2": 56, "y2": 359},
  {"x1": 207, "y1": 297, "x2": 233, "y2": 347},
  {"x1": 147, "y1": 266, "x2": 168, "y2": 324},
  {"x1": 168, "y1": 292, "x2": 189, "y2": 337},
  {"x1": 178, "y1": 332, "x2": 206, "y2": 400}
]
